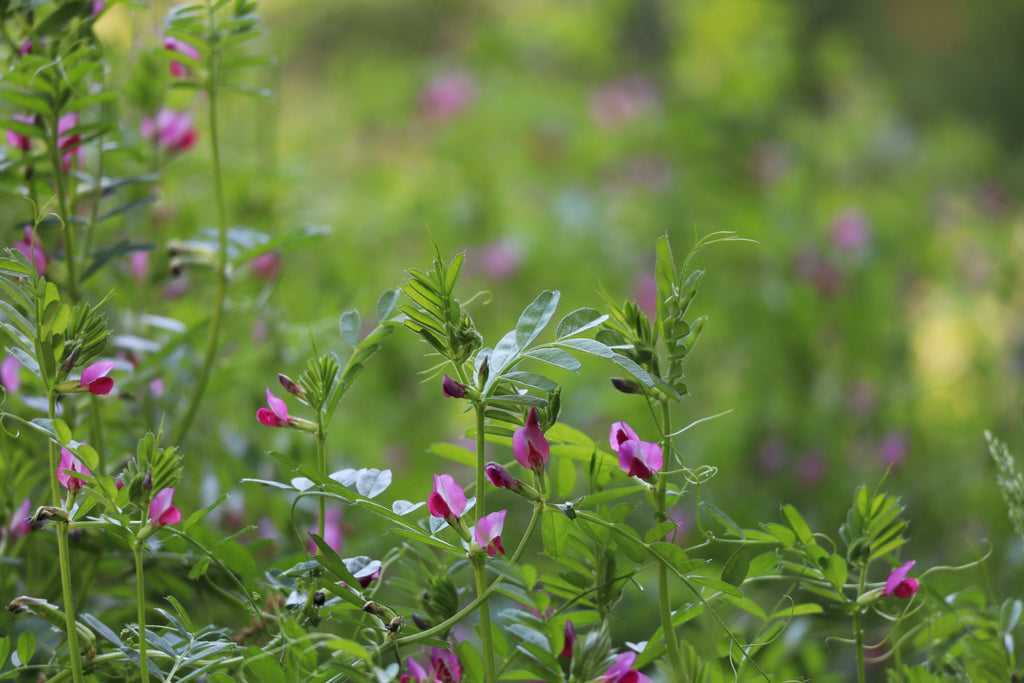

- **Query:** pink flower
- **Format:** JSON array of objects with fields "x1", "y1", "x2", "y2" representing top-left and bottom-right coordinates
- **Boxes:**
[
  {"x1": 472, "y1": 240, "x2": 522, "y2": 280},
  {"x1": 57, "y1": 113, "x2": 83, "y2": 171},
  {"x1": 308, "y1": 508, "x2": 344, "y2": 554},
  {"x1": 149, "y1": 487, "x2": 182, "y2": 526},
  {"x1": 79, "y1": 360, "x2": 116, "y2": 395},
  {"x1": 13, "y1": 225, "x2": 47, "y2": 275},
  {"x1": 427, "y1": 648, "x2": 462, "y2": 681},
  {"x1": 400, "y1": 657, "x2": 431, "y2": 683},
  {"x1": 484, "y1": 462, "x2": 516, "y2": 489},
  {"x1": 419, "y1": 73, "x2": 477, "y2": 122},
  {"x1": 884, "y1": 560, "x2": 919, "y2": 599},
  {"x1": 250, "y1": 251, "x2": 281, "y2": 281},
  {"x1": 832, "y1": 209, "x2": 871, "y2": 253},
  {"x1": 58, "y1": 448, "x2": 91, "y2": 491},
  {"x1": 589, "y1": 75, "x2": 660, "y2": 129},
  {"x1": 92, "y1": 1, "x2": 105, "y2": 16},
  {"x1": 633, "y1": 271, "x2": 657, "y2": 318},
  {"x1": 5, "y1": 113, "x2": 35, "y2": 151},
  {"x1": 164, "y1": 36, "x2": 200, "y2": 78},
  {"x1": 609, "y1": 421, "x2": 663, "y2": 480},
  {"x1": 2, "y1": 497, "x2": 31, "y2": 541},
  {"x1": 130, "y1": 250, "x2": 150, "y2": 284},
  {"x1": 427, "y1": 474, "x2": 466, "y2": 521},
  {"x1": 474, "y1": 510, "x2": 506, "y2": 557},
  {"x1": 513, "y1": 407, "x2": 549, "y2": 472},
  {"x1": 560, "y1": 620, "x2": 576, "y2": 658},
  {"x1": 878, "y1": 432, "x2": 909, "y2": 469},
  {"x1": 257, "y1": 388, "x2": 291, "y2": 427},
  {"x1": 602, "y1": 651, "x2": 651, "y2": 683},
  {"x1": 1, "y1": 355, "x2": 22, "y2": 393},
  {"x1": 140, "y1": 109, "x2": 198, "y2": 153},
  {"x1": 442, "y1": 375, "x2": 467, "y2": 398}
]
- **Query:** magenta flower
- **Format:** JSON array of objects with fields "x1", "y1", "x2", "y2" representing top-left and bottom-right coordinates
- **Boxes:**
[
  {"x1": 441, "y1": 375, "x2": 467, "y2": 398},
  {"x1": 428, "y1": 648, "x2": 462, "y2": 681},
  {"x1": 427, "y1": 474, "x2": 466, "y2": 521},
  {"x1": 130, "y1": 250, "x2": 150, "y2": 284},
  {"x1": 602, "y1": 652, "x2": 651, "y2": 683},
  {"x1": 419, "y1": 73, "x2": 477, "y2": 122},
  {"x1": 560, "y1": 619, "x2": 576, "y2": 658},
  {"x1": 250, "y1": 251, "x2": 281, "y2": 281},
  {"x1": 5, "y1": 113, "x2": 35, "y2": 151},
  {"x1": 149, "y1": 487, "x2": 182, "y2": 526},
  {"x1": 609, "y1": 421, "x2": 663, "y2": 480},
  {"x1": 257, "y1": 388, "x2": 291, "y2": 427},
  {"x1": 513, "y1": 407, "x2": 549, "y2": 472},
  {"x1": 2, "y1": 497, "x2": 31, "y2": 541},
  {"x1": 484, "y1": 462, "x2": 516, "y2": 489},
  {"x1": 1, "y1": 355, "x2": 22, "y2": 392},
  {"x1": 399, "y1": 657, "x2": 430, "y2": 683},
  {"x1": 308, "y1": 507, "x2": 344, "y2": 554},
  {"x1": 884, "y1": 560, "x2": 919, "y2": 599},
  {"x1": 141, "y1": 108, "x2": 198, "y2": 153},
  {"x1": 57, "y1": 113, "x2": 83, "y2": 171},
  {"x1": 79, "y1": 360, "x2": 116, "y2": 395},
  {"x1": 13, "y1": 225, "x2": 47, "y2": 275},
  {"x1": 164, "y1": 36, "x2": 200, "y2": 78},
  {"x1": 58, "y1": 448, "x2": 91, "y2": 491},
  {"x1": 474, "y1": 510, "x2": 506, "y2": 557}
]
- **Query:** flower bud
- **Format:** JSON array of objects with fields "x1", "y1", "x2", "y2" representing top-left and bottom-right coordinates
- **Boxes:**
[
  {"x1": 312, "y1": 591, "x2": 326, "y2": 607},
  {"x1": 412, "y1": 613, "x2": 431, "y2": 630},
  {"x1": 278, "y1": 373, "x2": 306, "y2": 400},
  {"x1": 611, "y1": 377, "x2": 642, "y2": 394},
  {"x1": 477, "y1": 355, "x2": 489, "y2": 386},
  {"x1": 441, "y1": 374, "x2": 468, "y2": 399}
]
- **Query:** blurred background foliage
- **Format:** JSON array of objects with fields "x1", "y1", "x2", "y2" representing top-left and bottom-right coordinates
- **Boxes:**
[{"x1": 4, "y1": 0, "x2": 1024, "y2": 673}]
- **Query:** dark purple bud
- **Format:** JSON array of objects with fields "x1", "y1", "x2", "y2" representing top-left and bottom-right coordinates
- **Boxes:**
[
  {"x1": 441, "y1": 374, "x2": 468, "y2": 399},
  {"x1": 412, "y1": 613, "x2": 431, "y2": 630},
  {"x1": 611, "y1": 377, "x2": 642, "y2": 394},
  {"x1": 143, "y1": 470, "x2": 152, "y2": 490},
  {"x1": 485, "y1": 462, "x2": 517, "y2": 489},
  {"x1": 312, "y1": 591, "x2": 326, "y2": 606},
  {"x1": 278, "y1": 373, "x2": 306, "y2": 399},
  {"x1": 560, "y1": 620, "x2": 576, "y2": 658}
]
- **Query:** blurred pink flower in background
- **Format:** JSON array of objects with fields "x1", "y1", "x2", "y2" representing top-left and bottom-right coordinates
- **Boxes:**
[
  {"x1": 141, "y1": 109, "x2": 198, "y2": 153},
  {"x1": 419, "y1": 73, "x2": 477, "y2": 122},
  {"x1": 14, "y1": 226, "x2": 47, "y2": 275},
  {"x1": 878, "y1": 431, "x2": 909, "y2": 468},
  {"x1": 792, "y1": 247, "x2": 843, "y2": 297},
  {"x1": 467, "y1": 240, "x2": 522, "y2": 280},
  {"x1": 250, "y1": 251, "x2": 281, "y2": 281},
  {"x1": 2, "y1": 497, "x2": 31, "y2": 541},
  {"x1": 590, "y1": 75, "x2": 659, "y2": 129},
  {"x1": 164, "y1": 36, "x2": 200, "y2": 78},
  {"x1": 665, "y1": 506, "x2": 694, "y2": 544},
  {"x1": 5, "y1": 113, "x2": 34, "y2": 151},
  {"x1": 57, "y1": 112, "x2": 83, "y2": 170},
  {"x1": 308, "y1": 507, "x2": 344, "y2": 554},
  {"x1": 1, "y1": 355, "x2": 21, "y2": 393},
  {"x1": 750, "y1": 140, "x2": 791, "y2": 187},
  {"x1": 757, "y1": 437, "x2": 788, "y2": 475},
  {"x1": 846, "y1": 379, "x2": 878, "y2": 418},
  {"x1": 633, "y1": 271, "x2": 657, "y2": 318},
  {"x1": 831, "y1": 209, "x2": 871, "y2": 253},
  {"x1": 162, "y1": 274, "x2": 190, "y2": 299},
  {"x1": 130, "y1": 250, "x2": 150, "y2": 284},
  {"x1": 795, "y1": 450, "x2": 826, "y2": 488}
]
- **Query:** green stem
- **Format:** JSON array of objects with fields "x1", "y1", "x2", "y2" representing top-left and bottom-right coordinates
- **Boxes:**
[
  {"x1": 315, "y1": 421, "x2": 327, "y2": 554},
  {"x1": 475, "y1": 402, "x2": 486, "y2": 519},
  {"x1": 854, "y1": 570, "x2": 867, "y2": 683},
  {"x1": 49, "y1": 122, "x2": 79, "y2": 303},
  {"x1": 133, "y1": 541, "x2": 152, "y2": 683},
  {"x1": 171, "y1": 22, "x2": 229, "y2": 447},
  {"x1": 472, "y1": 556, "x2": 497, "y2": 683},
  {"x1": 49, "y1": 396, "x2": 84, "y2": 683},
  {"x1": 656, "y1": 400, "x2": 684, "y2": 679}
]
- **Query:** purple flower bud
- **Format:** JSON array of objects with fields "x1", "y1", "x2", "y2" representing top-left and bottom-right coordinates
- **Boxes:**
[
  {"x1": 441, "y1": 374, "x2": 468, "y2": 398},
  {"x1": 484, "y1": 462, "x2": 517, "y2": 489}
]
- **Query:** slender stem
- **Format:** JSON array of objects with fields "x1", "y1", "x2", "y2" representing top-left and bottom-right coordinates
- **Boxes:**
[
  {"x1": 472, "y1": 556, "x2": 497, "y2": 683},
  {"x1": 171, "y1": 16, "x2": 229, "y2": 446},
  {"x1": 133, "y1": 540, "x2": 152, "y2": 683},
  {"x1": 49, "y1": 122, "x2": 79, "y2": 303},
  {"x1": 854, "y1": 569, "x2": 867, "y2": 683},
  {"x1": 89, "y1": 395, "x2": 105, "y2": 473},
  {"x1": 49, "y1": 395, "x2": 84, "y2": 683},
  {"x1": 475, "y1": 402, "x2": 486, "y2": 519},
  {"x1": 315, "y1": 421, "x2": 327, "y2": 554},
  {"x1": 655, "y1": 400, "x2": 684, "y2": 678}
]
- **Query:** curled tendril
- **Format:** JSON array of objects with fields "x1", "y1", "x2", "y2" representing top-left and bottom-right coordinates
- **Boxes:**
[{"x1": 683, "y1": 465, "x2": 718, "y2": 486}]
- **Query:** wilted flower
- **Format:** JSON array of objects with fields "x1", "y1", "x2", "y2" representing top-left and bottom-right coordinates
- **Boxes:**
[
  {"x1": 149, "y1": 488, "x2": 182, "y2": 526},
  {"x1": 5, "y1": 113, "x2": 35, "y2": 151},
  {"x1": 884, "y1": 560, "x2": 919, "y2": 598},
  {"x1": 164, "y1": 36, "x2": 200, "y2": 78},
  {"x1": 79, "y1": 361, "x2": 116, "y2": 395},
  {"x1": 140, "y1": 109, "x2": 198, "y2": 154},
  {"x1": 602, "y1": 651, "x2": 651, "y2": 683},
  {"x1": 513, "y1": 407, "x2": 549, "y2": 472},
  {"x1": 441, "y1": 375, "x2": 467, "y2": 399},
  {"x1": 609, "y1": 421, "x2": 663, "y2": 480},
  {"x1": 428, "y1": 474, "x2": 466, "y2": 521},
  {"x1": 58, "y1": 448, "x2": 91, "y2": 491},
  {"x1": 419, "y1": 73, "x2": 477, "y2": 122},
  {"x1": 474, "y1": 510, "x2": 506, "y2": 557}
]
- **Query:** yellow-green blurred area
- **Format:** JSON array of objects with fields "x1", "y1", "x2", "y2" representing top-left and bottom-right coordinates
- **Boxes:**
[{"x1": 86, "y1": 0, "x2": 1024, "y2": 573}]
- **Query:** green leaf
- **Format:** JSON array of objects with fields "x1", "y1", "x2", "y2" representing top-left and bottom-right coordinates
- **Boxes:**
[
  {"x1": 188, "y1": 557, "x2": 211, "y2": 580},
  {"x1": 456, "y1": 640, "x2": 485, "y2": 682},
  {"x1": 242, "y1": 650, "x2": 287, "y2": 683},
  {"x1": 781, "y1": 504, "x2": 815, "y2": 545},
  {"x1": 688, "y1": 575, "x2": 743, "y2": 598},
  {"x1": 503, "y1": 371, "x2": 558, "y2": 392},
  {"x1": 555, "y1": 307, "x2": 608, "y2": 339},
  {"x1": 523, "y1": 347, "x2": 581, "y2": 372},
  {"x1": 541, "y1": 508, "x2": 570, "y2": 558},
  {"x1": 823, "y1": 553, "x2": 848, "y2": 591},
  {"x1": 375, "y1": 288, "x2": 400, "y2": 321},
  {"x1": 515, "y1": 290, "x2": 560, "y2": 350},
  {"x1": 426, "y1": 442, "x2": 476, "y2": 467},
  {"x1": 324, "y1": 638, "x2": 373, "y2": 663},
  {"x1": 722, "y1": 547, "x2": 753, "y2": 587},
  {"x1": 339, "y1": 309, "x2": 361, "y2": 348},
  {"x1": 183, "y1": 492, "x2": 228, "y2": 532},
  {"x1": 700, "y1": 501, "x2": 745, "y2": 538},
  {"x1": 769, "y1": 603, "x2": 824, "y2": 620},
  {"x1": 52, "y1": 418, "x2": 73, "y2": 446},
  {"x1": 15, "y1": 632, "x2": 35, "y2": 667},
  {"x1": 762, "y1": 522, "x2": 796, "y2": 547},
  {"x1": 645, "y1": 522, "x2": 679, "y2": 544},
  {"x1": 0, "y1": 636, "x2": 8, "y2": 667},
  {"x1": 555, "y1": 337, "x2": 614, "y2": 359},
  {"x1": 355, "y1": 468, "x2": 392, "y2": 498}
]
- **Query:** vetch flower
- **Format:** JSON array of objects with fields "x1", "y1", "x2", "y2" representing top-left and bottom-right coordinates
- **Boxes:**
[
  {"x1": 884, "y1": 560, "x2": 919, "y2": 599},
  {"x1": 484, "y1": 462, "x2": 516, "y2": 489},
  {"x1": 149, "y1": 487, "x2": 182, "y2": 526},
  {"x1": 13, "y1": 225, "x2": 47, "y2": 275},
  {"x1": 140, "y1": 108, "x2": 198, "y2": 154},
  {"x1": 428, "y1": 474, "x2": 466, "y2": 521},
  {"x1": 602, "y1": 651, "x2": 651, "y2": 683},
  {"x1": 513, "y1": 407, "x2": 549, "y2": 472},
  {"x1": 257, "y1": 388, "x2": 291, "y2": 426},
  {"x1": 79, "y1": 360, "x2": 116, "y2": 395},
  {"x1": 308, "y1": 507, "x2": 344, "y2": 554},
  {"x1": 1, "y1": 355, "x2": 22, "y2": 392},
  {"x1": 57, "y1": 113, "x2": 83, "y2": 171},
  {"x1": 560, "y1": 620, "x2": 576, "y2": 658},
  {"x1": 164, "y1": 36, "x2": 200, "y2": 78},
  {"x1": 399, "y1": 657, "x2": 430, "y2": 683},
  {"x1": 428, "y1": 648, "x2": 462, "y2": 681},
  {"x1": 6, "y1": 113, "x2": 35, "y2": 151},
  {"x1": 2, "y1": 497, "x2": 31, "y2": 541},
  {"x1": 58, "y1": 448, "x2": 91, "y2": 491},
  {"x1": 441, "y1": 374, "x2": 467, "y2": 399},
  {"x1": 609, "y1": 421, "x2": 663, "y2": 480},
  {"x1": 474, "y1": 510, "x2": 506, "y2": 556}
]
